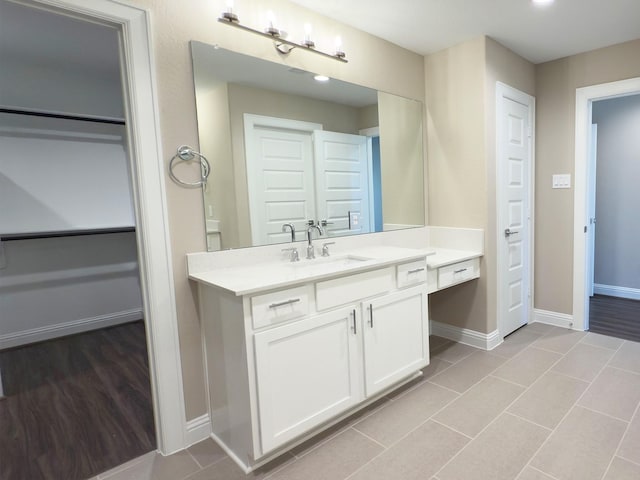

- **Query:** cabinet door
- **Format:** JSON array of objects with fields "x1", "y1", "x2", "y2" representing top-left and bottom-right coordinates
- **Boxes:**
[
  {"x1": 254, "y1": 306, "x2": 362, "y2": 454},
  {"x1": 362, "y1": 286, "x2": 429, "y2": 397}
]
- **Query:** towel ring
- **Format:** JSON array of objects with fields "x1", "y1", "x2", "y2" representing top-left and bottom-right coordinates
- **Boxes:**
[{"x1": 168, "y1": 145, "x2": 210, "y2": 188}]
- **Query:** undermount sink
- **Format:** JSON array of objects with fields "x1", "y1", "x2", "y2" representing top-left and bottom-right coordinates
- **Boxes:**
[{"x1": 289, "y1": 254, "x2": 372, "y2": 270}]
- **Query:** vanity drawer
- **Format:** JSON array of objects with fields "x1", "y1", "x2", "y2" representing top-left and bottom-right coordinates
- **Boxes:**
[
  {"x1": 251, "y1": 286, "x2": 310, "y2": 329},
  {"x1": 316, "y1": 267, "x2": 394, "y2": 311},
  {"x1": 397, "y1": 259, "x2": 427, "y2": 288},
  {"x1": 437, "y1": 258, "x2": 480, "y2": 289}
]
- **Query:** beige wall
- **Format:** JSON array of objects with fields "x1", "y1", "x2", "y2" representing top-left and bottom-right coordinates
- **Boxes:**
[
  {"x1": 129, "y1": 0, "x2": 425, "y2": 420},
  {"x1": 378, "y1": 91, "x2": 425, "y2": 227},
  {"x1": 195, "y1": 84, "x2": 238, "y2": 249},
  {"x1": 425, "y1": 37, "x2": 534, "y2": 334},
  {"x1": 425, "y1": 37, "x2": 488, "y2": 332},
  {"x1": 535, "y1": 38, "x2": 640, "y2": 315}
]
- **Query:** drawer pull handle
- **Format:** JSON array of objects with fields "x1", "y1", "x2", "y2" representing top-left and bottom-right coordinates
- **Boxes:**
[
  {"x1": 369, "y1": 304, "x2": 374, "y2": 328},
  {"x1": 268, "y1": 298, "x2": 301, "y2": 309},
  {"x1": 453, "y1": 268, "x2": 468, "y2": 274},
  {"x1": 408, "y1": 267, "x2": 425, "y2": 274},
  {"x1": 351, "y1": 309, "x2": 357, "y2": 335}
]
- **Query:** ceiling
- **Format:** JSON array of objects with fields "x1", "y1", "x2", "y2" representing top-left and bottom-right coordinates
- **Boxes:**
[{"x1": 289, "y1": 0, "x2": 640, "y2": 64}]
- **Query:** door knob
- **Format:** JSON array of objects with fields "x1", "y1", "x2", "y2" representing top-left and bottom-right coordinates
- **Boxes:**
[{"x1": 504, "y1": 228, "x2": 519, "y2": 237}]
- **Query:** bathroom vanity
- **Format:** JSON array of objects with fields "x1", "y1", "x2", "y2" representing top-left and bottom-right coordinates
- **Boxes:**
[{"x1": 189, "y1": 246, "x2": 434, "y2": 471}]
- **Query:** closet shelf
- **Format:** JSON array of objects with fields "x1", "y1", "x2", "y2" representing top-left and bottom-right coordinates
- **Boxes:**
[
  {"x1": 0, "y1": 106, "x2": 125, "y2": 125},
  {"x1": 0, "y1": 227, "x2": 135, "y2": 242}
]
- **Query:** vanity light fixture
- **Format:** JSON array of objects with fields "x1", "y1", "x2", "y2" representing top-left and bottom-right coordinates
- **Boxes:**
[{"x1": 217, "y1": 3, "x2": 347, "y2": 63}]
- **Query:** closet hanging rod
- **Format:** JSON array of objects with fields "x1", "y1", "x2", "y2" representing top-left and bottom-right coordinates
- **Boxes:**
[
  {"x1": 0, "y1": 107, "x2": 125, "y2": 125},
  {"x1": 0, "y1": 227, "x2": 135, "y2": 242}
]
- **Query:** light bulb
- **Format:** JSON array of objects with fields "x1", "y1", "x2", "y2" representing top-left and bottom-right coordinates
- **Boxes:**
[
  {"x1": 335, "y1": 36, "x2": 344, "y2": 57},
  {"x1": 267, "y1": 10, "x2": 276, "y2": 28},
  {"x1": 265, "y1": 10, "x2": 280, "y2": 36},
  {"x1": 303, "y1": 23, "x2": 314, "y2": 47},
  {"x1": 222, "y1": 0, "x2": 238, "y2": 22}
]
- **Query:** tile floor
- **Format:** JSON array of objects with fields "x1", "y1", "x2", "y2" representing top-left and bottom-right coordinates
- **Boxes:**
[{"x1": 93, "y1": 323, "x2": 640, "y2": 480}]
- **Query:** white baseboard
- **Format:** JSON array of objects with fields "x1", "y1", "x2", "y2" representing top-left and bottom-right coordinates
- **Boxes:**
[
  {"x1": 0, "y1": 308, "x2": 143, "y2": 350},
  {"x1": 532, "y1": 309, "x2": 574, "y2": 329},
  {"x1": 594, "y1": 284, "x2": 640, "y2": 301},
  {"x1": 430, "y1": 320, "x2": 502, "y2": 350},
  {"x1": 185, "y1": 413, "x2": 212, "y2": 447}
]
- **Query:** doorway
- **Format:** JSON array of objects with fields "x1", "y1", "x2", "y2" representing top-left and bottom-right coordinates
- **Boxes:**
[
  {"x1": 0, "y1": 2, "x2": 155, "y2": 478},
  {"x1": 573, "y1": 77, "x2": 640, "y2": 332},
  {"x1": 496, "y1": 82, "x2": 535, "y2": 339},
  {"x1": 243, "y1": 114, "x2": 373, "y2": 244},
  {"x1": 584, "y1": 94, "x2": 640, "y2": 341},
  {"x1": 0, "y1": 0, "x2": 186, "y2": 471}
]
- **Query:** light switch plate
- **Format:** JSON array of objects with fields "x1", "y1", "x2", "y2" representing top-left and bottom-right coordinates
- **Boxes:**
[
  {"x1": 349, "y1": 211, "x2": 360, "y2": 229},
  {"x1": 552, "y1": 174, "x2": 571, "y2": 189}
]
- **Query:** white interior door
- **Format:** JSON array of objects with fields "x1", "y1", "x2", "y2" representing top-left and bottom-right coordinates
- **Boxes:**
[
  {"x1": 587, "y1": 124, "x2": 598, "y2": 297},
  {"x1": 497, "y1": 83, "x2": 534, "y2": 337},
  {"x1": 313, "y1": 130, "x2": 371, "y2": 236},
  {"x1": 244, "y1": 115, "x2": 321, "y2": 245}
]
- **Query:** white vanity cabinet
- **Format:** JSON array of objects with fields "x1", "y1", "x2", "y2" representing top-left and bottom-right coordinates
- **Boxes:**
[
  {"x1": 362, "y1": 287, "x2": 429, "y2": 397},
  {"x1": 253, "y1": 306, "x2": 362, "y2": 453},
  {"x1": 193, "y1": 253, "x2": 430, "y2": 472}
]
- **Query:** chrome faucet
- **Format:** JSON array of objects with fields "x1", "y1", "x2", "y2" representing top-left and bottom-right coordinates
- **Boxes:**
[
  {"x1": 282, "y1": 223, "x2": 296, "y2": 242},
  {"x1": 306, "y1": 224, "x2": 324, "y2": 259}
]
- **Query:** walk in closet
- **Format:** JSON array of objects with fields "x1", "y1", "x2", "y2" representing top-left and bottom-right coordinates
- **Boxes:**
[{"x1": 0, "y1": 2, "x2": 155, "y2": 478}]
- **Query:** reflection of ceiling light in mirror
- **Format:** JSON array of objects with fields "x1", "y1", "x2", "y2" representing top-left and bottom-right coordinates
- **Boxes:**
[{"x1": 314, "y1": 75, "x2": 330, "y2": 82}]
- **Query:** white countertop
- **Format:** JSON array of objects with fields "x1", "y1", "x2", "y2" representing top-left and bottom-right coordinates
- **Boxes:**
[
  {"x1": 426, "y1": 248, "x2": 483, "y2": 269},
  {"x1": 188, "y1": 246, "x2": 435, "y2": 296}
]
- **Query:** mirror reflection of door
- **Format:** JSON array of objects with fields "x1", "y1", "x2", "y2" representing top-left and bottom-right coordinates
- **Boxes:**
[{"x1": 244, "y1": 114, "x2": 372, "y2": 245}]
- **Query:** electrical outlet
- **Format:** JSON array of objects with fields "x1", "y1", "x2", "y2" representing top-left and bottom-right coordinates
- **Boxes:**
[{"x1": 349, "y1": 211, "x2": 360, "y2": 229}]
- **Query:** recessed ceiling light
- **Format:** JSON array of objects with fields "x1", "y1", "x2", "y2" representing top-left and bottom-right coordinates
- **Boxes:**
[
  {"x1": 532, "y1": 0, "x2": 555, "y2": 5},
  {"x1": 314, "y1": 75, "x2": 330, "y2": 82}
]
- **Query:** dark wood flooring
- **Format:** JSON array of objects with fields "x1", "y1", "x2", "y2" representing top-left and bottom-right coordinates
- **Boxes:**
[
  {"x1": 0, "y1": 321, "x2": 156, "y2": 480},
  {"x1": 589, "y1": 294, "x2": 640, "y2": 343}
]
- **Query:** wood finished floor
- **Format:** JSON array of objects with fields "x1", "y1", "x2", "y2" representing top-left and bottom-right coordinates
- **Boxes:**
[
  {"x1": 590, "y1": 294, "x2": 640, "y2": 343},
  {"x1": 0, "y1": 320, "x2": 156, "y2": 480}
]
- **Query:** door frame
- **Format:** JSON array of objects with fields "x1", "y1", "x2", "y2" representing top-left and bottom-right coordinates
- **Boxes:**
[
  {"x1": 572, "y1": 77, "x2": 640, "y2": 331},
  {"x1": 495, "y1": 82, "x2": 536, "y2": 339},
  {"x1": 31, "y1": 0, "x2": 186, "y2": 454}
]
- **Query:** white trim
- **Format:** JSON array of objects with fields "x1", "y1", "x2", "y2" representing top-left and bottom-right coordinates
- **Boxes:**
[
  {"x1": 31, "y1": 0, "x2": 186, "y2": 454},
  {"x1": 359, "y1": 126, "x2": 380, "y2": 137},
  {"x1": 573, "y1": 77, "x2": 640, "y2": 332},
  {"x1": 593, "y1": 284, "x2": 640, "y2": 301},
  {"x1": 430, "y1": 321, "x2": 502, "y2": 351},
  {"x1": 495, "y1": 82, "x2": 535, "y2": 339},
  {"x1": 0, "y1": 309, "x2": 143, "y2": 350},
  {"x1": 185, "y1": 414, "x2": 212, "y2": 447},
  {"x1": 532, "y1": 309, "x2": 574, "y2": 329}
]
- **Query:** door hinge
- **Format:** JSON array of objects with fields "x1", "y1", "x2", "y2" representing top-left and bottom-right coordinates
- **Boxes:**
[{"x1": 584, "y1": 226, "x2": 588, "y2": 233}]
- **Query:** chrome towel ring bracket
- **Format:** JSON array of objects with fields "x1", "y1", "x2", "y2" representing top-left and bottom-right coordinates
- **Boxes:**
[{"x1": 168, "y1": 145, "x2": 211, "y2": 188}]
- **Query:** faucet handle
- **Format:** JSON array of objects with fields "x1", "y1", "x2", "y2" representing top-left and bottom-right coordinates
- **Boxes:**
[
  {"x1": 321, "y1": 242, "x2": 336, "y2": 257},
  {"x1": 281, "y1": 247, "x2": 300, "y2": 262}
]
